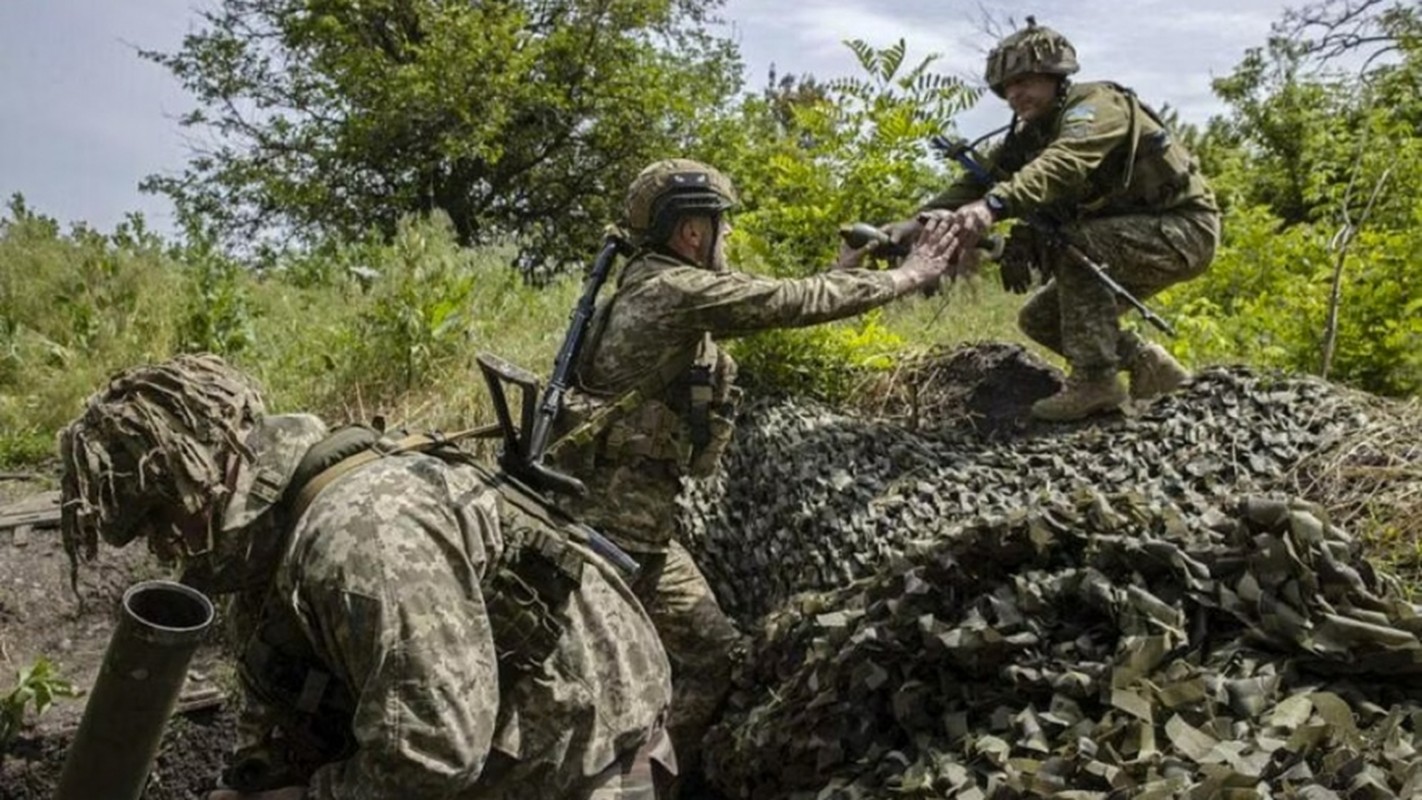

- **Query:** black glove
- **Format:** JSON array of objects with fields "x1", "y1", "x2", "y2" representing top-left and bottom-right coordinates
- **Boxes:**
[{"x1": 998, "y1": 227, "x2": 1038, "y2": 294}]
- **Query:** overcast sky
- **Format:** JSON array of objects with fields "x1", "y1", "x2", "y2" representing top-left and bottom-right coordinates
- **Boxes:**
[{"x1": 0, "y1": 0, "x2": 1291, "y2": 237}]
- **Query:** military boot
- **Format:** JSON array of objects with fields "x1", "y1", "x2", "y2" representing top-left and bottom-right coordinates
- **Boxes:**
[
  {"x1": 1126, "y1": 342, "x2": 1190, "y2": 400},
  {"x1": 1030, "y1": 372, "x2": 1127, "y2": 422}
]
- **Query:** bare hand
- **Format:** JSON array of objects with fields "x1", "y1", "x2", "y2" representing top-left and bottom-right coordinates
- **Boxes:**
[
  {"x1": 944, "y1": 201, "x2": 994, "y2": 261},
  {"x1": 890, "y1": 214, "x2": 958, "y2": 292},
  {"x1": 208, "y1": 786, "x2": 306, "y2": 800},
  {"x1": 833, "y1": 239, "x2": 870, "y2": 271}
]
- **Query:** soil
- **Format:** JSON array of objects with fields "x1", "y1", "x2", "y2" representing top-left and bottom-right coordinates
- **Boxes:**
[
  {"x1": 0, "y1": 473, "x2": 235, "y2": 799},
  {"x1": 859, "y1": 340, "x2": 1064, "y2": 435}
]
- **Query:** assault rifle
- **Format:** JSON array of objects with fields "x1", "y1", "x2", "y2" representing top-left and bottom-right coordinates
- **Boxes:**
[
  {"x1": 476, "y1": 232, "x2": 641, "y2": 576},
  {"x1": 929, "y1": 134, "x2": 1177, "y2": 336}
]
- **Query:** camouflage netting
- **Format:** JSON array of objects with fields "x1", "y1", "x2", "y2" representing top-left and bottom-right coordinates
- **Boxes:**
[
  {"x1": 704, "y1": 492, "x2": 1422, "y2": 798},
  {"x1": 681, "y1": 349, "x2": 1420, "y2": 622},
  {"x1": 679, "y1": 343, "x2": 1422, "y2": 798}
]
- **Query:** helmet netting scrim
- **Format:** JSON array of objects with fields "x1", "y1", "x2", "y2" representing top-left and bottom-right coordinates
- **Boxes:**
[{"x1": 58, "y1": 354, "x2": 265, "y2": 575}]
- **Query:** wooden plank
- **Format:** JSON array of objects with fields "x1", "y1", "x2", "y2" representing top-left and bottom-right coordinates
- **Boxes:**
[
  {"x1": 0, "y1": 471, "x2": 43, "y2": 481},
  {"x1": 0, "y1": 490, "x2": 61, "y2": 531}
]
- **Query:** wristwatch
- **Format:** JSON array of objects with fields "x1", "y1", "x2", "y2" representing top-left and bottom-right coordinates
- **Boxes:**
[{"x1": 984, "y1": 193, "x2": 1008, "y2": 221}]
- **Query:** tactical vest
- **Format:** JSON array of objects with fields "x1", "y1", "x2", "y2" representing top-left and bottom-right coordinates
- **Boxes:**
[
  {"x1": 1000, "y1": 81, "x2": 1213, "y2": 219},
  {"x1": 1086, "y1": 82, "x2": 1209, "y2": 216},
  {"x1": 549, "y1": 253, "x2": 742, "y2": 479},
  {"x1": 228, "y1": 426, "x2": 588, "y2": 791}
]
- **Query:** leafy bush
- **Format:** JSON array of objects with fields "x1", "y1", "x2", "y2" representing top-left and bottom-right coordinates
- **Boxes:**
[
  {"x1": 0, "y1": 657, "x2": 77, "y2": 752},
  {"x1": 731, "y1": 311, "x2": 906, "y2": 404},
  {"x1": 178, "y1": 230, "x2": 256, "y2": 357},
  {"x1": 705, "y1": 39, "x2": 979, "y2": 278}
]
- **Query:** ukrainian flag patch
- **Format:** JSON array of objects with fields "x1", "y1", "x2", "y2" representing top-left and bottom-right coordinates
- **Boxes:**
[{"x1": 1063, "y1": 105, "x2": 1097, "y2": 124}]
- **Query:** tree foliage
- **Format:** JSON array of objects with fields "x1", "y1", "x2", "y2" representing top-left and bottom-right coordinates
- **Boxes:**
[
  {"x1": 701, "y1": 39, "x2": 981, "y2": 277},
  {"x1": 1164, "y1": 0, "x2": 1422, "y2": 396},
  {"x1": 141, "y1": 0, "x2": 741, "y2": 271}
]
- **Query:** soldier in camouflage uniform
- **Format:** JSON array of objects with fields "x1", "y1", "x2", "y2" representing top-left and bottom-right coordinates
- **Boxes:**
[
  {"x1": 546, "y1": 159, "x2": 958, "y2": 784},
  {"x1": 58, "y1": 354, "x2": 675, "y2": 800},
  {"x1": 891, "y1": 18, "x2": 1220, "y2": 421}
]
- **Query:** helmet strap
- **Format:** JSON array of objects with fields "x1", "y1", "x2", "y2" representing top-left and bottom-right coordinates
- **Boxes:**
[{"x1": 704, "y1": 212, "x2": 724, "y2": 270}]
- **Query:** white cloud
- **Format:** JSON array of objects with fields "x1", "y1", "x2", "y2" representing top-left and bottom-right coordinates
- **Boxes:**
[
  {"x1": 719, "y1": 0, "x2": 1289, "y2": 129},
  {"x1": 0, "y1": 0, "x2": 1293, "y2": 235}
]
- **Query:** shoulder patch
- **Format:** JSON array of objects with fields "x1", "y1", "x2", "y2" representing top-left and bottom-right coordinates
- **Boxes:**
[{"x1": 1063, "y1": 105, "x2": 1097, "y2": 125}]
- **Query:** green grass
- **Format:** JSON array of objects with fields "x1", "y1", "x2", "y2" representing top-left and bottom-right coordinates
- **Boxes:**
[{"x1": 879, "y1": 274, "x2": 1045, "y2": 355}]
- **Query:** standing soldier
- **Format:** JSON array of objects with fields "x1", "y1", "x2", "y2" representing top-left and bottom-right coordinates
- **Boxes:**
[
  {"x1": 547, "y1": 158, "x2": 957, "y2": 788},
  {"x1": 890, "y1": 17, "x2": 1220, "y2": 421},
  {"x1": 59, "y1": 354, "x2": 675, "y2": 799}
]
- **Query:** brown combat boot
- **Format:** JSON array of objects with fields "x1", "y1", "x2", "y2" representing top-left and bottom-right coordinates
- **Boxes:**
[
  {"x1": 1031, "y1": 372, "x2": 1128, "y2": 422},
  {"x1": 1126, "y1": 342, "x2": 1190, "y2": 400}
]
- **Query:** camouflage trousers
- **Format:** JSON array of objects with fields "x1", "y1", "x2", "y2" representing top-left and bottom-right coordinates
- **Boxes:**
[
  {"x1": 581, "y1": 726, "x2": 676, "y2": 800},
  {"x1": 630, "y1": 540, "x2": 741, "y2": 781},
  {"x1": 1017, "y1": 210, "x2": 1219, "y2": 376}
]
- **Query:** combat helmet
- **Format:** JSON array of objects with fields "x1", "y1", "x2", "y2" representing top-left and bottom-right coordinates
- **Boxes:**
[
  {"x1": 984, "y1": 16, "x2": 1079, "y2": 98},
  {"x1": 59, "y1": 354, "x2": 265, "y2": 573},
  {"x1": 624, "y1": 158, "x2": 738, "y2": 246}
]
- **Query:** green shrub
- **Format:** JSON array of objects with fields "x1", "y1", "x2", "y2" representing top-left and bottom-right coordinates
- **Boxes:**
[
  {"x1": 0, "y1": 657, "x2": 77, "y2": 751},
  {"x1": 731, "y1": 310, "x2": 906, "y2": 403}
]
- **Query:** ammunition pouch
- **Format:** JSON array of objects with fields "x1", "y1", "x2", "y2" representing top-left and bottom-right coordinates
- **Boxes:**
[
  {"x1": 483, "y1": 470, "x2": 587, "y2": 677},
  {"x1": 552, "y1": 331, "x2": 741, "y2": 480},
  {"x1": 686, "y1": 387, "x2": 741, "y2": 478},
  {"x1": 1119, "y1": 127, "x2": 1195, "y2": 211}
]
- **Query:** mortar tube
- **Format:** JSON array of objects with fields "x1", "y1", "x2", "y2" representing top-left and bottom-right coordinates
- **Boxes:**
[{"x1": 53, "y1": 579, "x2": 215, "y2": 800}]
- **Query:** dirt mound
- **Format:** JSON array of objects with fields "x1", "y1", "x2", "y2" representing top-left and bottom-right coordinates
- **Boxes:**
[{"x1": 856, "y1": 341, "x2": 1063, "y2": 435}]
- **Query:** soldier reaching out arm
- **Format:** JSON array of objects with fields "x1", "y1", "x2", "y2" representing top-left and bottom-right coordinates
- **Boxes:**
[{"x1": 546, "y1": 158, "x2": 958, "y2": 790}]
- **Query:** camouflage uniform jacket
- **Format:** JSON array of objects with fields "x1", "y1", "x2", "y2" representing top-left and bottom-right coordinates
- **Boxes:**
[
  {"x1": 925, "y1": 81, "x2": 1218, "y2": 222},
  {"x1": 551, "y1": 250, "x2": 901, "y2": 553},
  {"x1": 223, "y1": 414, "x2": 673, "y2": 800}
]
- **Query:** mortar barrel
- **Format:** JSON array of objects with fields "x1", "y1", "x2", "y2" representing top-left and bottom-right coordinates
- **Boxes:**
[{"x1": 53, "y1": 579, "x2": 214, "y2": 800}]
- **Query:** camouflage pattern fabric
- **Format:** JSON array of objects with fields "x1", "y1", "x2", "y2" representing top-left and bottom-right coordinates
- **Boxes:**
[
  {"x1": 1017, "y1": 209, "x2": 1218, "y2": 376},
  {"x1": 925, "y1": 82, "x2": 1217, "y2": 221},
  {"x1": 59, "y1": 353, "x2": 265, "y2": 563},
  {"x1": 922, "y1": 80, "x2": 1219, "y2": 378},
  {"x1": 583, "y1": 727, "x2": 675, "y2": 800},
  {"x1": 704, "y1": 490, "x2": 1422, "y2": 799},
  {"x1": 236, "y1": 415, "x2": 674, "y2": 800},
  {"x1": 549, "y1": 247, "x2": 905, "y2": 782},
  {"x1": 58, "y1": 356, "x2": 673, "y2": 800},
  {"x1": 630, "y1": 541, "x2": 742, "y2": 777},
  {"x1": 554, "y1": 249, "x2": 901, "y2": 552}
]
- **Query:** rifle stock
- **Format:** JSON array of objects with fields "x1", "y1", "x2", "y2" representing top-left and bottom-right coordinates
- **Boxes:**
[{"x1": 475, "y1": 233, "x2": 641, "y2": 578}]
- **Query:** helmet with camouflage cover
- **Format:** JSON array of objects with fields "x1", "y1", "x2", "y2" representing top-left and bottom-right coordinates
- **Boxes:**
[
  {"x1": 984, "y1": 16, "x2": 1079, "y2": 98},
  {"x1": 59, "y1": 354, "x2": 265, "y2": 573},
  {"x1": 624, "y1": 158, "x2": 739, "y2": 246}
]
